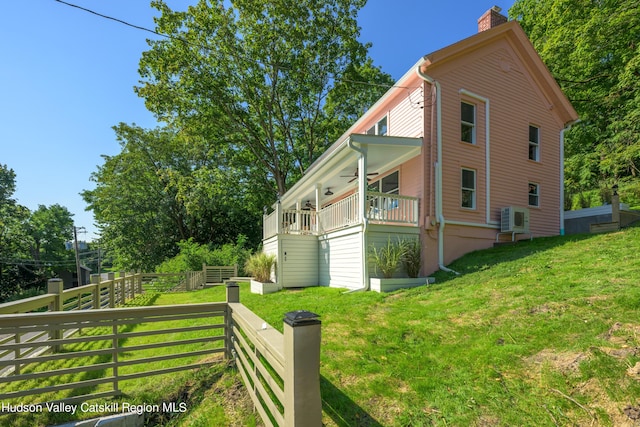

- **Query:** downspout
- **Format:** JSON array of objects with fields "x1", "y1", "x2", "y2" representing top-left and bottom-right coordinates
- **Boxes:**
[
  {"x1": 416, "y1": 65, "x2": 459, "y2": 275},
  {"x1": 559, "y1": 119, "x2": 580, "y2": 235},
  {"x1": 345, "y1": 137, "x2": 370, "y2": 292}
]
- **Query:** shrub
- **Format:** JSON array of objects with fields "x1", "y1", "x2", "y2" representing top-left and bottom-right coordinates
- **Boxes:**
[
  {"x1": 369, "y1": 238, "x2": 406, "y2": 279},
  {"x1": 156, "y1": 235, "x2": 253, "y2": 274},
  {"x1": 245, "y1": 252, "x2": 277, "y2": 283},
  {"x1": 403, "y1": 239, "x2": 422, "y2": 278}
]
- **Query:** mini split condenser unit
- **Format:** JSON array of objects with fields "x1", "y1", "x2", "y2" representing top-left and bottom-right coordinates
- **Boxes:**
[{"x1": 501, "y1": 206, "x2": 530, "y2": 233}]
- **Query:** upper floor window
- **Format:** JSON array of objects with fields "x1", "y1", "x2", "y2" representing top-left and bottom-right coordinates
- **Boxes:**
[
  {"x1": 529, "y1": 125, "x2": 540, "y2": 161},
  {"x1": 461, "y1": 102, "x2": 476, "y2": 144},
  {"x1": 367, "y1": 116, "x2": 388, "y2": 136},
  {"x1": 461, "y1": 168, "x2": 476, "y2": 209},
  {"x1": 528, "y1": 182, "x2": 540, "y2": 206}
]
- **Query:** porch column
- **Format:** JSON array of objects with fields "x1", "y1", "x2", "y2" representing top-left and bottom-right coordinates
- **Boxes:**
[
  {"x1": 275, "y1": 201, "x2": 282, "y2": 234},
  {"x1": 357, "y1": 145, "x2": 368, "y2": 222},
  {"x1": 315, "y1": 184, "x2": 321, "y2": 234}
]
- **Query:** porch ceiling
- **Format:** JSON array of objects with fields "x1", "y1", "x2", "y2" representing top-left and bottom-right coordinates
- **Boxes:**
[{"x1": 280, "y1": 134, "x2": 422, "y2": 209}]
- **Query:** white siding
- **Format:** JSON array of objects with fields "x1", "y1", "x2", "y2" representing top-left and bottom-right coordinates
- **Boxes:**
[
  {"x1": 279, "y1": 234, "x2": 318, "y2": 287},
  {"x1": 262, "y1": 236, "x2": 279, "y2": 283},
  {"x1": 389, "y1": 87, "x2": 423, "y2": 138},
  {"x1": 318, "y1": 226, "x2": 363, "y2": 289},
  {"x1": 367, "y1": 225, "x2": 420, "y2": 279}
]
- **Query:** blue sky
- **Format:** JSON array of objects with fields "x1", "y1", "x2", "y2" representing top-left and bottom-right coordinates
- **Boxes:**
[{"x1": 0, "y1": 1, "x2": 514, "y2": 241}]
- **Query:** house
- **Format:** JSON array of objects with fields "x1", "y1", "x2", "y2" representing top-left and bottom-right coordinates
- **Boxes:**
[{"x1": 261, "y1": 7, "x2": 579, "y2": 291}]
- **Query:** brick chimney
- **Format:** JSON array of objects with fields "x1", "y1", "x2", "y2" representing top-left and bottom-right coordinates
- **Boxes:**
[{"x1": 478, "y1": 6, "x2": 508, "y2": 32}]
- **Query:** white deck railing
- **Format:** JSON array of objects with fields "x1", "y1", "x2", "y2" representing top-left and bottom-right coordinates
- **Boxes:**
[
  {"x1": 281, "y1": 209, "x2": 318, "y2": 235},
  {"x1": 318, "y1": 192, "x2": 360, "y2": 232},
  {"x1": 262, "y1": 191, "x2": 419, "y2": 239},
  {"x1": 263, "y1": 210, "x2": 278, "y2": 239},
  {"x1": 366, "y1": 191, "x2": 419, "y2": 226}
]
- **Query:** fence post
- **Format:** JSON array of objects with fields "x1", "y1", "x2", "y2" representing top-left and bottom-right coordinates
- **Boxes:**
[
  {"x1": 47, "y1": 278, "x2": 64, "y2": 352},
  {"x1": 119, "y1": 271, "x2": 126, "y2": 304},
  {"x1": 225, "y1": 282, "x2": 239, "y2": 360},
  {"x1": 137, "y1": 271, "x2": 143, "y2": 295},
  {"x1": 107, "y1": 272, "x2": 115, "y2": 308},
  {"x1": 90, "y1": 274, "x2": 100, "y2": 309},
  {"x1": 283, "y1": 310, "x2": 322, "y2": 427}
]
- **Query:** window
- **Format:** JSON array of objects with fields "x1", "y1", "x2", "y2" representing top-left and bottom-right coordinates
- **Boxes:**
[
  {"x1": 461, "y1": 168, "x2": 476, "y2": 209},
  {"x1": 367, "y1": 116, "x2": 388, "y2": 136},
  {"x1": 528, "y1": 182, "x2": 539, "y2": 206},
  {"x1": 461, "y1": 102, "x2": 476, "y2": 144},
  {"x1": 529, "y1": 125, "x2": 540, "y2": 161},
  {"x1": 369, "y1": 170, "x2": 399, "y2": 195}
]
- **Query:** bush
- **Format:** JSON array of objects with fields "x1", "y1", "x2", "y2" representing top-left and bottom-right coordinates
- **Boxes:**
[
  {"x1": 244, "y1": 252, "x2": 277, "y2": 283},
  {"x1": 156, "y1": 235, "x2": 253, "y2": 274},
  {"x1": 369, "y1": 238, "x2": 406, "y2": 279},
  {"x1": 403, "y1": 239, "x2": 422, "y2": 278}
]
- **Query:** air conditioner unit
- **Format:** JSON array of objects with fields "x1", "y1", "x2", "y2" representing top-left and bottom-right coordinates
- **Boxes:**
[{"x1": 501, "y1": 206, "x2": 530, "y2": 233}]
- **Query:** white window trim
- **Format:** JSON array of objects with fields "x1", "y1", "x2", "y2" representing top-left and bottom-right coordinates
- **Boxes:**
[
  {"x1": 528, "y1": 182, "x2": 540, "y2": 207},
  {"x1": 461, "y1": 168, "x2": 476, "y2": 209},
  {"x1": 461, "y1": 102, "x2": 476, "y2": 144},
  {"x1": 529, "y1": 125, "x2": 540, "y2": 161},
  {"x1": 367, "y1": 116, "x2": 388, "y2": 136}
]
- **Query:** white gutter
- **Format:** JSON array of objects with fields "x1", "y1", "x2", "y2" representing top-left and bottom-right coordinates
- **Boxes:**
[
  {"x1": 559, "y1": 119, "x2": 581, "y2": 235},
  {"x1": 459, "y1": 89, "x2": 493, "y2": 225},
  {"x1": 345, "y1": 137, "x2": 370, "y2": 292},
  {"x1": 415, "y1": 64, "x2": 459, "y2": 275}
]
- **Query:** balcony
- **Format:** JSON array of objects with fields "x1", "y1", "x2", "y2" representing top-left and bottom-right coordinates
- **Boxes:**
[{"x1": 263, "y1": 192, "x2": 419, "y2": 240}]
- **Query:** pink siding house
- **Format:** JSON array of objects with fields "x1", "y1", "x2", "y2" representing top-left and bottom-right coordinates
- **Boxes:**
[{"x1": 261, "y1": 7, "x2": 579, "y2": 291}]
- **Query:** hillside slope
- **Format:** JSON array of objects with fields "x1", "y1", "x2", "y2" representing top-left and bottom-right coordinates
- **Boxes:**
[{"x1": 239, "y1": 225, "x2": 640, "y2": 426}]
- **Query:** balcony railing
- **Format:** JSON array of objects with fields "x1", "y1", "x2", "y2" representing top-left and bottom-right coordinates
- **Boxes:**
[
  {"x1": 263, "y1": 192, "x2": 418, "y2": 239},
  {"x1": 366, "y1": 191, "x2": 419, "y2": 225},
  {"x1": 318, "y1": 192, "x2": 360, "y2": 232}
]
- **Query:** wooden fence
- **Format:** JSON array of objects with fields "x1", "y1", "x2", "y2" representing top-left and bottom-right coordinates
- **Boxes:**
[
  {"x1": 203, "y1": 265, "x2": 238, "y2": 284},
  {"x1": 0, "y1": 283, "x2": 321, "y2": 427}
]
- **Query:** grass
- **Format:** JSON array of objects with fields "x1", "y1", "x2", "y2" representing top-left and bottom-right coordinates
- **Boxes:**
[
  {"x1": 3, "y1": 225, "x2": 640, "y2": 426},
  {"x1": 232, "y1": 225, "x2": 640, "y2": 426}
]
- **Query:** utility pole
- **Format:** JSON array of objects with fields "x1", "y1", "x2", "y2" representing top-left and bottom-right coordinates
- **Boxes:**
[{"x1": 73, "y1": 226, "x2": 86, "y2": 287}]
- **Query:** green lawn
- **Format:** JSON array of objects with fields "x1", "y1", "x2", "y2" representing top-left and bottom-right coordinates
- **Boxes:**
[
  {"x1": 4, "y1": 225, "x2": 640, "y2": 426},
  {"x1": 229, "y1": 225, "x2": 640, "y2": 426}
]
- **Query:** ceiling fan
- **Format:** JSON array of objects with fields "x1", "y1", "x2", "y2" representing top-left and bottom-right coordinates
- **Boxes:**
[{"x1": 340, "y1": 168, "x2": 379, "y2": 183}]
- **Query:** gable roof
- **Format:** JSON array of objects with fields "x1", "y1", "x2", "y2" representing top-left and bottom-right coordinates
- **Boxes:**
[
  {"x1": 420, "y1": 20, "x2": 578, "y2": 125},
  {"x1": 282, "y1": 18, "x2": 578, "y2": 207}
]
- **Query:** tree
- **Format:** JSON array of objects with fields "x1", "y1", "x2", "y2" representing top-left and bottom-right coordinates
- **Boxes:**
[
  {"x1": 510, "y1": 0, "x2": 640, "y2": 200},
  {"x1": 0, "y1": 165, "x2": 75, "y2": 300},
  {"x1": 27, "y1": 204, "x2": 74, "y2": 264},
  {"x1": 83, "y1": 123, "x2": 265, "y2": 271},
  {"x1": 136, "y1": 0, "x2": 393, "y2": 197}
]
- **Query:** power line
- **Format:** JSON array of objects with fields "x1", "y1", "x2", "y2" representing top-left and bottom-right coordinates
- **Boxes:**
[
  {"x1": 53, "y1": 0, "x2": 422, "y2": 93},
  {"x1": 54, "y1": 0, "x2": 173, "y2": 40}
]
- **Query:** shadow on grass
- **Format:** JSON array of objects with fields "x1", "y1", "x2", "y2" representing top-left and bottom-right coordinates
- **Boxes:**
[
  {"x1": 0, "y1": 292, "x2": 165, "y2": 427},
  {"x1": 431, "y1": 232, "x2": 596, "y2": 284},
  {"x1": 321, "y1": 375, "x2": 383, "y2": 427}
]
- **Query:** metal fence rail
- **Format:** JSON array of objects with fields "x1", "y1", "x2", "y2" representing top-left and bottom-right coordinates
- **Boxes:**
[
  {"x1": 0, "y1": 282, "x2": 321, "y2": 427},
  {"x1": 0, "y1": 303, "x2": 227, "y2": 405}
]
